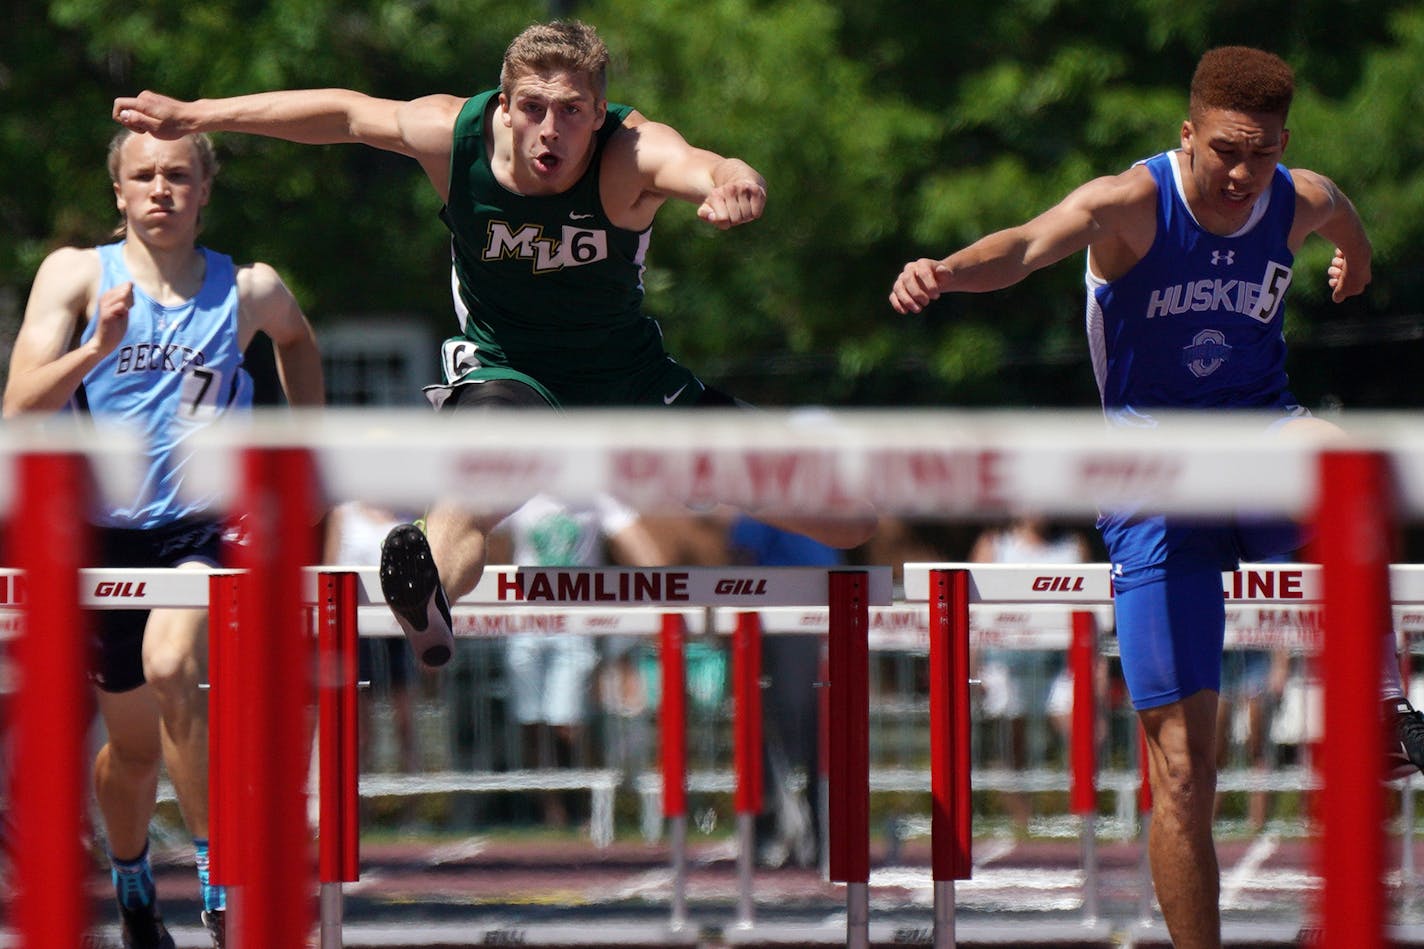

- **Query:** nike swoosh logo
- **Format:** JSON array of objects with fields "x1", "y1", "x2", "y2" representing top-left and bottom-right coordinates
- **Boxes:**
[
  {"x1": 569, "y1": 212, "x2": 594, "y2": 220},
  {"x1": 663, "y1": 384, "x2": 689, "y2": 405}
]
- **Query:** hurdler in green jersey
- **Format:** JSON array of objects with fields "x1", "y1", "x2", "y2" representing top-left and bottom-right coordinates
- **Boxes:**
[
  {"x1": 114, "y1": 18, "x2": 877, "y2": 674},
  {"x1": 439, "y1": 90, "x2": 693, "y2": 408}
]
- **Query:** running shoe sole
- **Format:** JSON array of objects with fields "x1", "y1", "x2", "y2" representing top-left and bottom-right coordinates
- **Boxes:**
[
  {"x1": 379, "y1": 524, "x2": 454, "y2": 668},
  {"x1": 1387, "y1": 699, "x2": 1424, "y2": 780}
]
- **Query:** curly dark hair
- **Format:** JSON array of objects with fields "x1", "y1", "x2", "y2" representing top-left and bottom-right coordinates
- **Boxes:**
[{"x1": 1189, "y1": 46, "x2": 1294, "y2": 121}]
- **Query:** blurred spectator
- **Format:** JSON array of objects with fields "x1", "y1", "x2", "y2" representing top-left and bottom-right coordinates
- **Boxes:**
[
  {"x1": 970, "y1": 515, "x2": 1090, "y2": 833},
  {"x1": 492, "y1": 493, "x2": 665, "y2": 827},
  {"x1": 1216, "y1": 643, "x2": 1288, "y2": 831},
  {"x1": 1218, "y1": 553, "x2": 1300, "y2": 831},
  {"x1": 727, "y1": 514, "x2": 841, "y2": 868}
]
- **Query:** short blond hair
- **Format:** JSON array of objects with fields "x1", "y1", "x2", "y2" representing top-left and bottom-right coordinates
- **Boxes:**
[
  {"x1": 106, "y1": 128, "x2": 220, "y2": 184},
  {"x1": 500, "y1": 20, "x2": 610, "y2": 98}
]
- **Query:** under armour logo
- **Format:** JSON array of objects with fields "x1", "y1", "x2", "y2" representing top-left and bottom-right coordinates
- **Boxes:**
[{"x1": 1210, "y1": 250, "x2": 1235, "y2": 266}]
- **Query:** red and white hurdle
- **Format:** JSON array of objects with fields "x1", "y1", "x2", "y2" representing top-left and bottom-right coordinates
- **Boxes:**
[
  {"x1": 905, "y1": 556, "x2": 1424, "y2": 947},
  {"x1": 1, "y1": 547, "x2": 894, "y2": 948},
  {"x1": 4, "y1": 407, "x2": 1424, "y2": 948}
]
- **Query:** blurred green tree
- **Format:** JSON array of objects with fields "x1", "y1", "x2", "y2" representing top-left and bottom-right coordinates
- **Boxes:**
[{"x1": 3, "y1": 0, "x2": 1421, "y2": 407}]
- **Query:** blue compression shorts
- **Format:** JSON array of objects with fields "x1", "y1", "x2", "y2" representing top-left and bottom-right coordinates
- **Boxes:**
[{"x1": 1112, "y1": 567, "x2": 1226, "y2": 710}]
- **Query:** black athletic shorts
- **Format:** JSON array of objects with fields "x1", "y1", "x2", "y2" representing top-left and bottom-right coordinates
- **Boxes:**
[{"x1": 90, "y1": 517, "x2": 225, "y2": 693}]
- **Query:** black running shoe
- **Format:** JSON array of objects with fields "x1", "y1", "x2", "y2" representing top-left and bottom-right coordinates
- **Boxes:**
[
  {"x1": 1386, "y1": 698, "x2": 1424, "y2": 780},
  {"x1": 379, "y1": 523, "x2": 454, "y2": 668},
  {"x1": 118, "y1": 901, "x2": 175, "y2": 949},
  {"x1": 202, "y1": 908, "x2": 225, "y2": 948}
]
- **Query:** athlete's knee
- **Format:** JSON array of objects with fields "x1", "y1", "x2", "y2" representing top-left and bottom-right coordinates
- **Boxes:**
[
  {"x1": 814, "y1": 513, "x2": 879, "y2": 549},
  {"x1": 1152, "y1": 746, "x2": 1217, "y2": 805},
  {"x1": 755, "y1": 509, "x2": 879, "y2": 550},
  {"x1": 1145, "y1": 734, "x2": 1218, "y2": 809},
  {"x1": 140, "y1": 643, "x2": 202, "y2": 699},
  {"x1": 97, "y1": 739, "x2": 162, "y2": 778}
]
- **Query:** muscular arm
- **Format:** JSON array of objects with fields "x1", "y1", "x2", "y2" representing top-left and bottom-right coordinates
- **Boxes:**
[
  {"x1": 113, "y1": 89, "x2": 464, "y2": 200},
  {"x1": 2, "y1": 248, "x2": 124, "y2": 418},
  {"x1": 1289, "y1": 167, "x2": 1372, "y2": 303},
  {"x1": 609, "y1": 116, "x2": 766, "y2": 231},
  {"x1": 236, "y1": 263, "x2": 324, "y2": 408},
  {"x1": 889, "y1": 168, "x2": 1157, "y2": 314}
]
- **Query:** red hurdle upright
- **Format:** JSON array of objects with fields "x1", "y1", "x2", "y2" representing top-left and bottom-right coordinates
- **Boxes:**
[
  {"x1": 927, "y1": 570, "x2": 973, "y2": 949},
  {"x1": 1313, "y1": 449, "x2": 1394, "y2": 949},
  {"x1": 733, "y1": 611, "x2": 764, "y2": 929},
  {"x1": 1069, "y1": 609, "x2": 1100, "y2": 923},
  {"x1": 317, "y1": 570, "x2": 361, "y2": 949},
  {"x1": 12, "y1": 452, "x2": 92, "y2": 949},
  {"x1": 208, "y1": 572, "x2": 242, "y2": 888},
  {"x1": 659, "y1": 612, "x2": 690, "y2": 930},
  {"x1": 225, "y1": 447, "x2": 319, "y2": 949},
  {"x1": 828, "y1": 570, "x2": 871, "y2": 949}
]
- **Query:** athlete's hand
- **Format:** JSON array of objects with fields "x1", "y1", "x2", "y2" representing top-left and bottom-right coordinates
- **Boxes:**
[
  {"x1": 1327, "y1": 245, "x2": 1370, "y2": 303},
  {"x1": 889, "y1": 258, "x2": 953, "y2": 314},
  {"x1": 113, "y1": 91, "x2": 198, "y2": 138},
  {"x1": 697, "y1": 180, "x2": 765, "y2": 230},
  {"x1": 92, "y1": 282, "x2": 133, "y2": 357}
]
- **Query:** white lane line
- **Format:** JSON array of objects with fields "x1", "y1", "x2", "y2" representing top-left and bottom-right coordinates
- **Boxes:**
[
  {"x1": 973, "y1": 837, "x2": 1018, "y2": 868},
  {"x1": 1221, "y1": 833, "x2": 1279, "y2": 909},
  {"x1": 424, "y1": 835, "x2": 490, "y2": 866},
  {"x1": 613, "y1": 869, "x2": 676, "y2": 900}
]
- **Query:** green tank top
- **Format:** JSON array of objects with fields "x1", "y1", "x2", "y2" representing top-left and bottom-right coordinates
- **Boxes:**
[{"x1": 439, "y1": 90, "x2": 695, "y2": 407}]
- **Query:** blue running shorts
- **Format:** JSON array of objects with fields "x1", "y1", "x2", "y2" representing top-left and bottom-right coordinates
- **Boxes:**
[{"x1": 1112, "y1": 565, "x2": 1227, "y2": 710}]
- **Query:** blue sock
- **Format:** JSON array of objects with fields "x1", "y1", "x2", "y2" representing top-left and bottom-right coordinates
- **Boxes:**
[
  {"x1": 193, "y1": 838, "x2": 226, "y2": 912},
  {"x1": 110, "y1": 841, "x2": 156, "y2": 910}
]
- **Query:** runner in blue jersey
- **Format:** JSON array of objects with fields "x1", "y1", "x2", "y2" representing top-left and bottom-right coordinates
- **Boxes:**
[
  {"x1": 890, "y1": 46, "x2": 1420, "y2": 949},
  {"x1": 4, "y1": 130, "x2": 323, "y2": 948},
  {"x1": 111, "y1": 20, "x2": 878, "y2": 671}
]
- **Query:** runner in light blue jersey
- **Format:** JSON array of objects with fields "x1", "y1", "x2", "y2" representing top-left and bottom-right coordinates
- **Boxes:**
[
  {"x1": 4, "y1": 129, "x2": 323, "y2": 949},
  {"x1": 81, "y1": 241, "x2": 253, "y2": 529}
]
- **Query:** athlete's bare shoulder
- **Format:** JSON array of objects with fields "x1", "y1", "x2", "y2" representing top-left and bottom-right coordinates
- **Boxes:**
[
  {"x1": 36, "y1": 244, "x2": 101, "y2": 283},
  {"x1": 393, "y1": 94, "x2": 468, "y2": 200},
  {"x1": 1074, "y1": 163, "x2": 1159, "y2": 279},
  {"x1": 397, "y1": 94, "x2": 467, "y2": 148},
  {"x1": 234, "y1": 261, "x2": 300, "y2": 337},
  {"x1": 28, "y1": 246, "x2": 102, "y2": 317},
  {"x1": 1076, "y1": 162, "x2": 1159, "y2": 220},
  {"x1": 234, "y1": 260, "x2": 283, "y2": 297},
  {"x1": 1286, "y1": 167, "x2": 1342, "y2": 234}
]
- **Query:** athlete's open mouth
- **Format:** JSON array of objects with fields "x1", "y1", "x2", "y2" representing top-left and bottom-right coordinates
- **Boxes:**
[{"x1": 534, "y1": 152, "x2": 561, "y2": 174}]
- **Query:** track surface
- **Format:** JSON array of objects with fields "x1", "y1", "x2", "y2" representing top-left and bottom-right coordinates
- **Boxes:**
[{"x1": 7, "y1": 830, "x2": 1424, "y2": 947}]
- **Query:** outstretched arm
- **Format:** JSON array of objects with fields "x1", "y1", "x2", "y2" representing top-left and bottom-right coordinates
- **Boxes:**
[
  {"x1": 614, "y1": 118, "x2": 766, "y2": 230},
  {"x1": 1289, "y1": 168, "x2": 1371, "y2": 303},
  {"x1": 889, "y1": 168, "x2": 1156, "y2": 314},
  {"x1": 113, "y1": 89, "x2": 464, "y2": 199},
  {"x1": 3, "y1": 248, "x2": 125, "y2": 418}
]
